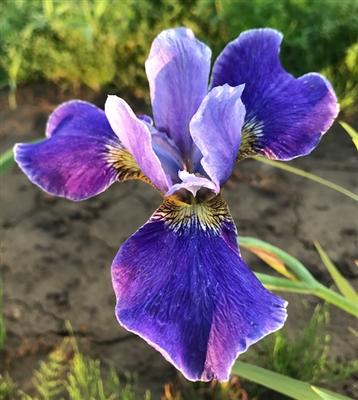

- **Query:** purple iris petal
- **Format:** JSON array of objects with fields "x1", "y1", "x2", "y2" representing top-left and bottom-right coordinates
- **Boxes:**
[
  {"x1": 135, "y1": 118, "x2": 184, "y2": 185},
  {"x1": 112, "y1": 195, "x2": 287, "y2": 381},
  {"x1": 152, "y1": 132, "x2": 184, "y2": 185},
  {"x1": 14, "y1": 101, "x2": 129, "y2": 201},
  {"x1": 211, "y1": 28, "x2": 339, "y2": 160},
  {"x1": 145, "y1": 28, "x2": 211, "y2": 157},
  {"x1": 105, "y1": 95, "x2": 170, "y2": 194},
  {"x1": 137, "y1": 114, "x2": 153, "y2": 126},
  {"x1": 190, "y1": 84, "x2": 246, "y2": 191}
]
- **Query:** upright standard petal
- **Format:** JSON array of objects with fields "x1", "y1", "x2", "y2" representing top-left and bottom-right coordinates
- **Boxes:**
[
  {"x1": 190, "y1": 84, "x2": 246, "y2": 191},
  {"x1": 105, "y1": 95, "x2": 170, "y2": 194},
  {"x1": 145, "y1": 27, "x2": 211, "y2": 157},
  {"x1": 211, "y1": 29, "x2": 339, "y2": 161},
  {"x1": 112, "y1": 195, "x2": 287, "y2": 381},
  {"x1": 151, "y1": 132, "x2": 185, "y2": 185},
  {"x1": 14, "y1": 101, "x2": 145, "y2": 201}
]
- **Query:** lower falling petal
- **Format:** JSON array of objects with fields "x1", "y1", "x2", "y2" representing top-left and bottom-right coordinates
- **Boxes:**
[{"x1": 111, "y1": 195, "x2": 287, "y2": 381}]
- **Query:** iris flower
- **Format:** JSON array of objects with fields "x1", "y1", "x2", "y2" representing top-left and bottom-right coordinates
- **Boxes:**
[{"x1": 14, "y1": 28, "x2": 338, "y2": 381}]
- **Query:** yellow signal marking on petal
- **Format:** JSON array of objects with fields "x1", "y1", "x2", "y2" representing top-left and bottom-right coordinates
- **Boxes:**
[
  {"x1": 241, "y1": 244, "x2": 298, "y2": 281},
  {"x1": 237, "y1": 117, "x2": 265, "y2": 161},
  {"x1": 104, "y1": 144, "x2": 158, "y2": 191},
  {"x1": 153, "y1": 195, "x2": 232, "y2": 234}
]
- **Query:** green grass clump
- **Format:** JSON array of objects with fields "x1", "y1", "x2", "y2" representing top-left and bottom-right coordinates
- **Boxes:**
[
  {"x1": 0, "y1": 0, "x2": 127, "y2": 107},
  {"x1": 2, "y1": 328, "x2": 150, "y2": 400},
  {"x1": 1, "y1": 307, "x2": 356, "y2": 399},
  {"x1": 241, "y1": 304, "x2": 357, "y2": 398},
  {"x1": 1, "y1": 0, "x2": 357, "y2": 113},
  {"x1": 30, "y1": 347, "x2": 67, "y2": 399},
  {"x1": 0, "y1": 278, "x2": 5, "y2": 350},
  {"x1": 65, "y1": 354, "x2": 139, "y2": 400},
  {"x1": 0, "y1": 373, "x2": 17, "y2": 399},
  {"x1": 322, "y1": 42, "x2": 358, "y2": 115}
]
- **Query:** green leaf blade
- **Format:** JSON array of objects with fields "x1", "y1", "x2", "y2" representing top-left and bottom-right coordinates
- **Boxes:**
[
  {"x1": 0, "y1": 147, "x2": 16, "y2": 175},
  {"x1": 255, "y1": 273, "x2": 312, "y2": 294},
  {"x1": 311, "y1": 386, "x2": 343, "y2": 400},
  {"x1": 231, "y1": 361, "x2": 353, "y2": 400},
  {"x1": 314, "y1": 242, "x2": 358, "y2": 303},
  {"x1": 239, "y1": 236, "x2": 358, "y2": 316},
  {"x1": 239, "y1": 236, "x2": 317, "y2": 287},
  {"x1": 339, "y1": 121, "x2": 358, "y2": 151},
  {"x1": 255, "y1": 157, "x2": 358, "y2": 202}
]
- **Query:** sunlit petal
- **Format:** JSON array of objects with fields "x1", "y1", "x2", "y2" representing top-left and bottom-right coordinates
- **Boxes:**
[
  {"x1": 146, "y1": 28, "x2": 211, "y2": 157},
  {"x1": 190, "y1": 84, "x2": 245, "y2": 189},
  {"x1": 105, "y1": 95, "x2": 170, "y2": 193}
]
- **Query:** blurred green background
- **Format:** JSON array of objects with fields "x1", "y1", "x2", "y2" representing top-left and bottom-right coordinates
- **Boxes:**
[{"x1": 1, "y1": 0, "x2": 358, "y2": 113}]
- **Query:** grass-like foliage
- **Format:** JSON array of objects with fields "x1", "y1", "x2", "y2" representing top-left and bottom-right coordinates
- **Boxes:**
[
  {"x1": 1, "y1": 0, "x2": 357, "y2": 113},
  {"x1": 243, "y1": 305, "x2": 357, "y2": 391},
  {"x1": 0, "y1": 306, "x2": 358, "y2": 400},
  {"x1": 0, "y1": 279, "x2": 5, "y2": 350},
  {"x1": 322, "y1": 42, "x2": 358, "y2": 114},
  {"x1": 1, "y1": 330, "x2": 150, "y2": 400},
  {"x1": 0, "y1": 0, "x2": 128, "y2": 107},
  {"x1": 2, "y1": 308, "x2": 355, "y2": 399},
  {"x1": 30, "y1": 344, "x2": 67, "y2": 399},
  {"x1": 339, "y1": 120, "x2": 358, "y2": 150},
  {"x1": 64, "y1": 354, "x2": 139, "y2": 400},
  {"x1": 0, "y1": 373, "x2": 17, "y2": 400}
]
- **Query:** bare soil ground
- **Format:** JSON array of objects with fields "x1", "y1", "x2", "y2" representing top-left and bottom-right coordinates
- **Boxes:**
[{"x1": 1, "y1": 84, "x2": 357, "y2": 399}]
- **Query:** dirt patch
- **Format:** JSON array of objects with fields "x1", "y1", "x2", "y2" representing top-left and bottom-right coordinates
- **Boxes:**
[{"x1": 1, "y1": 85, "x2": 357, "y2": 398}]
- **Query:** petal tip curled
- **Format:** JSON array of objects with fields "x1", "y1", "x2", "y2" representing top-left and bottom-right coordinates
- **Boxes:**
[
  {"x1": 45, "y1": 99, "x2": 101, "y2": 138},
  {"x1": 236, "y1": 28, "x2": 284, "y2": 52},
  {"x1": 13, "y1": 143, "x2": 32, "y2": 175}
]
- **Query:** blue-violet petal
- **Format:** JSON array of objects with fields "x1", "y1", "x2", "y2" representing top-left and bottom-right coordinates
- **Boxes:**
[
  {"x1": 145, "y1": 27, "x2": 211, "y2": 158},
  {"x1": 211, "y1": 28, "x2": 339, "y2": 160},
  {"x1": 112, "y1": 195, "x2": 287, "y2": 381},
  {"x1": 190, "y1": 84, "x2": 246, "y2": 190},
  {"x1": 15, "y1": 101, "x2": 141, "y2": 201}
]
